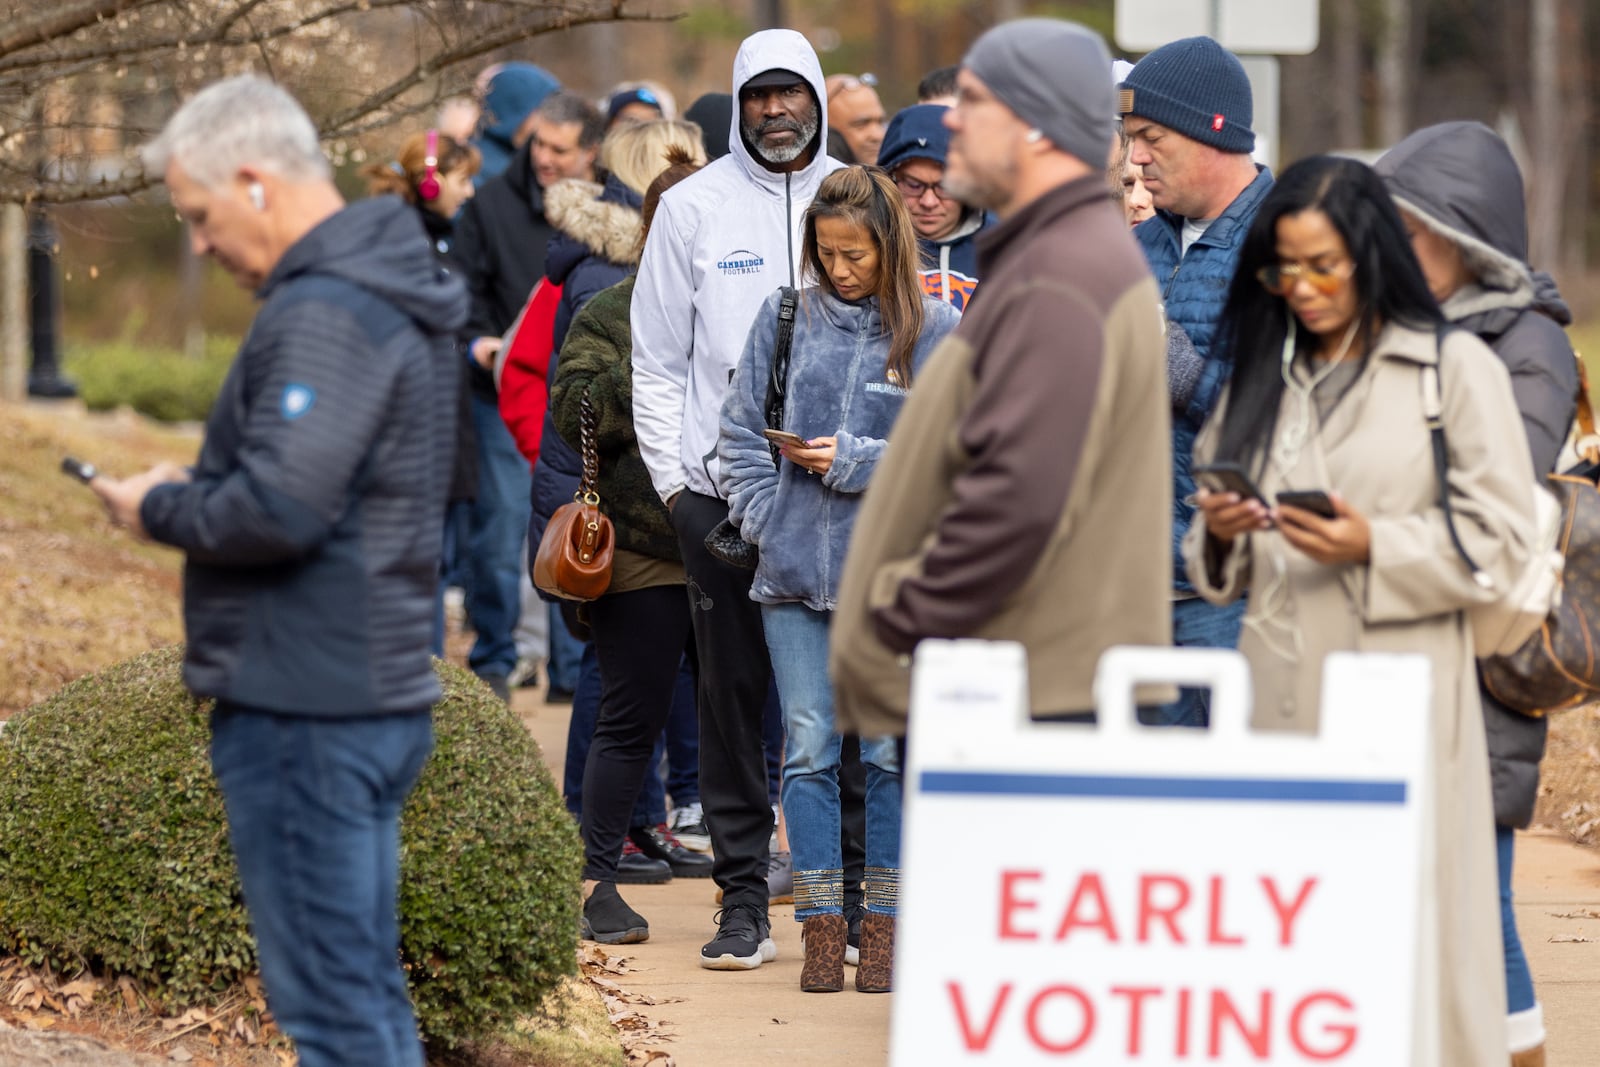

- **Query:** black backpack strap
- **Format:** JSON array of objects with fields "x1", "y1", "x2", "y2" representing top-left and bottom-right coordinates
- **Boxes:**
[{"x1": 764, "y1": 286, "x2": 799, "y2": 464}]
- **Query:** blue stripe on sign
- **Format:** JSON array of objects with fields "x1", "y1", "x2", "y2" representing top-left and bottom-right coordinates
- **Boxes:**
[{"x1": 920, "y1": 771, "x2": 1406, "y2": 805}]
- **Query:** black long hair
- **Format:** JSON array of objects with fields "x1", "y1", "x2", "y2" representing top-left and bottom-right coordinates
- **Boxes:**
[{"x1": 1213, "y1": 155, "x2": 1443, "y2": 470}]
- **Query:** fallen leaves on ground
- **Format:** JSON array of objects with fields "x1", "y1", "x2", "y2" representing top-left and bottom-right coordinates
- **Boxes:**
[{"x1": 578, "y1": 944, "x2": 676, "y2": 1067}]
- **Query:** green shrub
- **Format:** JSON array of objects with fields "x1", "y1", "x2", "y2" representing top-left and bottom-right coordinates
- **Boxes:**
[
  {"x1": 0, "y1": 647, "x2": 582, "y2": 1048},
  {"x1": 64, "y1": 338, "x2": 236, "y2": 423}
]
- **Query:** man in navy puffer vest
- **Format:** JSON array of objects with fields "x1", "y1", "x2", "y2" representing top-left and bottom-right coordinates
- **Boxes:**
[{"x1": 1119, "y1": 36, "x2": 1274, "y2": 727}]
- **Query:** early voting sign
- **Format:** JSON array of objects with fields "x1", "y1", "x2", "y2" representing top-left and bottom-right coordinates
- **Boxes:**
[{"x1": 891, "y1": 643, "x2": 1433, "y2": 1065}]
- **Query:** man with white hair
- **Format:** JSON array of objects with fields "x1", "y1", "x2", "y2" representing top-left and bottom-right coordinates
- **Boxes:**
[{"x1": 93, "y1": 74, "x2": 465, "y2": 1067}]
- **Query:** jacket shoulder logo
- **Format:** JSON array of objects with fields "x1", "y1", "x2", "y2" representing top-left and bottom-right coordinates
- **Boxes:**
[
  {"x1": 716, "y1": 249, "x2": 766, "y2": 276},
  {"x1": 280, "y1": 383, "x2": 316, "y2": 420}
]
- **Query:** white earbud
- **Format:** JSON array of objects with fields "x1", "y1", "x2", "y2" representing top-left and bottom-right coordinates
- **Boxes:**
[
  {"x1": 248, "y1": 182, "x2": 265, "y2": 211},
  {"x1": 1024, "y1": 128, "x2": 1044, "y2": 144}
]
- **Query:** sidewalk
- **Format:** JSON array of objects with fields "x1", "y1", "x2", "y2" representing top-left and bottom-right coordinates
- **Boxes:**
[{"x1": 515, "y1": 687, "x2": 1597, "y2": 1065}]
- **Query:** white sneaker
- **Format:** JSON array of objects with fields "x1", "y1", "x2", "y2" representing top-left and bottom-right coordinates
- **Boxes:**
[{"x1": 668, "y1": 802, "x2": 711, "y2": 853}]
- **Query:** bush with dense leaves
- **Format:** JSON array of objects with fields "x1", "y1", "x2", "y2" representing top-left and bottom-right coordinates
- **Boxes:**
[
  {"x1": 64, "y1": 339, "x2": 235, "y2": 423},
  {"x1": 0, "y1": 646, "x2": 582, "y2": 1048}
]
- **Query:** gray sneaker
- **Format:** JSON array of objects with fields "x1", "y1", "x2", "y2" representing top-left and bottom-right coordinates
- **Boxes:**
[
  {"x1": 766, "y1": 849, "x2": 794, "y2": 905},
  {"x1": 668, "y1": 802, "x2": 711, "y2": 853}
]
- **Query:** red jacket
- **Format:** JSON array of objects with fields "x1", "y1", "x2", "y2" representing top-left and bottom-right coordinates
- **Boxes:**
[{"x1": 496, "y1": 277, "x2": 563, "y2": 468}]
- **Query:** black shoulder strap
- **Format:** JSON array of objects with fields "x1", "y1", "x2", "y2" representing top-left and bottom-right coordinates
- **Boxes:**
[
  {"x1": 764, "y1": 286, "x2": 799, "y2": 464},
  {"x1": 1424, "y1": 323, "x2": 1493, "y2": 589}
]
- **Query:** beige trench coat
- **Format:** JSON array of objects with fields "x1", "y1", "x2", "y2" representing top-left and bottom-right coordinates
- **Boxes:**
[{"x1": 1184, "y1": 322, "x2": 1535, "y2": 1066}]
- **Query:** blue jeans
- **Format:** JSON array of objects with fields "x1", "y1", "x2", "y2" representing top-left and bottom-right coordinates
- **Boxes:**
[
  {"x1": 466, "y1": 395, "x2": 531, "y2": 678},
  {"x1": 546, "y1": 602, "x2": 585, "y2": 692},
  {"x1": 665, "y1": 656, "x2": 700, "y2": 808},
  {"x1": 210, "y1": 705, "x2": 433, "y2": 1067},
  {"x1": 1146, "y1": 597, "x2": 1247, "y2": 727},
  {"x1": 1497, "y1": 825, "x2": 1537, "y2": 1012},
  {"x1": 762, "y1": 602, "x2": 901, "y2": 918}
]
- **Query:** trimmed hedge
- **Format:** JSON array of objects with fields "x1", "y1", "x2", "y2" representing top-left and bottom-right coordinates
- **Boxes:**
[
  {"x1": 64, "y1": 339, "x2": 235, "y2": 423},
  {"x1": 0, "y1": 647, "x2": 582, "y2": 1048}
]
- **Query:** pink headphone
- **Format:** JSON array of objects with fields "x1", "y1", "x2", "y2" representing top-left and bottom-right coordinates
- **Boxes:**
[{"x1": 417, "y1": 129, "x2": 441, "y2": 202}]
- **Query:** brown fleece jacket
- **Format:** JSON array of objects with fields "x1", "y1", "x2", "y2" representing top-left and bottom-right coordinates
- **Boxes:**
[{"x1": 830, "y1": 175, "x2": 1174, "y2": 733}]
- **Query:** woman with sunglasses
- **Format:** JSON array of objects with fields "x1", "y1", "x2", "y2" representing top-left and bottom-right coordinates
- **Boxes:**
[
  {"x1": 1185, "y1": 155, "x2": 1536, "y2": 1065},
  {"x1": 719, "y1": 166, "x2": 959, "y2": 994}
]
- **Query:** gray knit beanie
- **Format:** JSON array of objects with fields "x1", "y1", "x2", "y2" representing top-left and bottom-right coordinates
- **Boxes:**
[
  {"x1": 962, "y1": 19, "x2": 1114, "y2": 168},
  {"x1": 1118, "y1": 36, "x2": 1255, "y2": 154}
]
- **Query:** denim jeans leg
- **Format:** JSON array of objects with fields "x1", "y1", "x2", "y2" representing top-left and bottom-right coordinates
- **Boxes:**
[
  {"x1": 762, "y1": 679, "x2": 784, "y2": 805},
  {"x1": 859, "y1": 734, "x2": 902, "y2": 915},
  {"x1": 764, "y1": 602, "x2": 844, "y2": 918},
  {"x1": 1147, "y1": 597, "x2": 1247, "y2": 727},
  {"x1": 664, "y1": 655, "x2": 701, "y2": 808},
  {"x1": 1497, "y1": 824, "x2": 1537, "y2": 1012},
  {"x1": 466, "y1": 395, "x2": 530, "y2": 679},
  {"x1": 210, "y1": 706, "x2": 433, "y2": 1067}
]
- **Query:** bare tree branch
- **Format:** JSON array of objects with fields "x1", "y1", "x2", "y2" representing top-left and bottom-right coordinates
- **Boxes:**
[{"x1": 0, "y1": 0, "x2": 158, "y2": 60}]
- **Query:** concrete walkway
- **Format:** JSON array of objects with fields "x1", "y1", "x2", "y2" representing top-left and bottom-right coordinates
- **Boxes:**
[{"x1": 515, "y1": 686, "x2": 1597, "y2": 1065}]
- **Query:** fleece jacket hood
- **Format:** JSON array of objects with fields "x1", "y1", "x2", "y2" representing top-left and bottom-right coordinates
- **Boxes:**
[{"x1": 262, "y1": 196, "x2": 467, "y2": 339}]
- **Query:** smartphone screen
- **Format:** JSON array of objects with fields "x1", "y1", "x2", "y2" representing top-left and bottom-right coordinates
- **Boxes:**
[
  {"x1": 1275, "y1": 490, "x2": 1338, "y2": 519},
  {"x1": 762, "y1": 429, "x2": 807, "y2": 448}
]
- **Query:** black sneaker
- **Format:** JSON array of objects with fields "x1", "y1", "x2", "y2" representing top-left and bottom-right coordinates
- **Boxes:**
[
  {"x1": 615, "y1": 838, "x2": 672, "y2": 885},
  {"x1": 700, "y1": 903, "x2": 776, "y2": 970},
  {"x1": 630, "y1": 824, "x2": 713, "y2": 878},
  {"x1": 582, "y1": 882, "x2": 648, "y2": 945}
]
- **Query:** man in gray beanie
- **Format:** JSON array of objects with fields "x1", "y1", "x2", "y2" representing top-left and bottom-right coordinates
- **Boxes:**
[
  {"x1": 831, "y1": 18, "x2": 1174, "y2": 733},
  {"x1": 1120, "y1": 36, "x2": 1274, "y2": 729}
]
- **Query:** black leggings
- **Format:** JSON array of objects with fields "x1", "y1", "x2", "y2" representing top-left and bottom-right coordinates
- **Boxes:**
[{"x1": 581, "y1": 584, "x2": 695, "y2": 882}]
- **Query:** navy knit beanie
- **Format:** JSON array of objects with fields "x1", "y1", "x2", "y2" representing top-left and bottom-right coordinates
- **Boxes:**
[{"x1": 1119, "y1": 36, "x2": 1254, "y2": 154}]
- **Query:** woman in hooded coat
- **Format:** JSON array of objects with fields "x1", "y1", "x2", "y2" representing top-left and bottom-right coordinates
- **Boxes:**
[{"x1": 1377, "y1": 120, "x2": 1579, "y2": 1067}]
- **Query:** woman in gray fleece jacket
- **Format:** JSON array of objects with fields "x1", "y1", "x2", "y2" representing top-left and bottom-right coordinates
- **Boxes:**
[{"x1": 719, "y1": 167, "x2": 959, "y2": 995}]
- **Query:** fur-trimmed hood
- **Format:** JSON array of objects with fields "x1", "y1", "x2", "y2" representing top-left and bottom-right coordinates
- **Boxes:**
[
  {"x1": 1375, "y1": 121, "x2": 1570, "y2": 328},
  {"x1": 543, "y1": 175, "x2": 643, "y2": 282}
]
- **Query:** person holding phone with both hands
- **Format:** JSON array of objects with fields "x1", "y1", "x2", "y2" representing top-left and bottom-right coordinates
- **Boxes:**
[
  {"x1": 718, "y1": 166, "x2": 958, "y2": 995},
  {"x1": 1185, "y1": 155, "x2": 1537, "y2": 1065}
]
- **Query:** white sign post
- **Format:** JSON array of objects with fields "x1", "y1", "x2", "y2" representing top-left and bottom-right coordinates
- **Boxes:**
[{"x1": 890, "y1": 642, "x2": 1433, "y2": 1065}]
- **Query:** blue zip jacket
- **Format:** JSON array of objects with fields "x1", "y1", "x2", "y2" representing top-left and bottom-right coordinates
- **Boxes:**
[
  {"x1": 1133, "y1": 166, "x2": 1273, "y2": 591},
  {"x1": 719, "y1": 287, "x2": 960, "y2": 610},
  {"x1": 141, "y1": 197, "x2": 467, "y2": 714}
]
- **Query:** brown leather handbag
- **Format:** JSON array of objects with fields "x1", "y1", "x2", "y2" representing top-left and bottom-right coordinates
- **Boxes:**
[
  {"x1": 1482, "y1": 357, "x2": 1600, "y2": 715},
  {"x1": 533, "y1": 391, "x2": 614, "y2": 601}
]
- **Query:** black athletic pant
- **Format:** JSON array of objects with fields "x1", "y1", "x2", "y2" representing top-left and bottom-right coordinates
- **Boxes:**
[
  {"x1": 839, "y1": 734, "x2": 867, "y2": 916},
  {"x1": 671, "y1": 492, "x2": 776, "y2": 909},
  {"x1": 581, "y1": 585, "x2": 695, "y2": 882}
]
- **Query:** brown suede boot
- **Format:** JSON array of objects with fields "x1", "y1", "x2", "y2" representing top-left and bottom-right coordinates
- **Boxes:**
[
  {"x1": 1512, "y1": 1045, "x2": 1546, "y2": 1067},
  {"x1": 800, "y1": 914, "x2": 847, "y2": 993},
  {"x1": 855, "y1": 912, "x2": 895, "y2": 992}
]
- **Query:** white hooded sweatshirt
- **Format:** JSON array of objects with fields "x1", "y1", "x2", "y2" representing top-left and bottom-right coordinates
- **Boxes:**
[{"x1": 631, "y1": 29, "x2": 844, "y2": 502}]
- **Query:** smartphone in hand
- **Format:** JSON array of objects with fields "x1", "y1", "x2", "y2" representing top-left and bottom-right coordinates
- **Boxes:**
[
  {"x1": 762, "y1": 429, "x2": 808, "y2": 449},
  {"x1": 1275, "y1": 490, "x2": 1338, "y2": 519},
  {"x1": 1192, "y1": 461, "x2": 1266, "y2": 505},
  {"x1": 61, "y1": 456, "x2": 98, "y2": 483}
]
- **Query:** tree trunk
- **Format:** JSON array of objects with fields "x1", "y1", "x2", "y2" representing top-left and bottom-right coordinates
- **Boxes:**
[
  {"x1": 1527, "y1": 0, "x2": 1563, "y2": 271},
  {"x1": 1375, "y1": 0, "x2": 1411, "y2": 146},
  {"x1": 1, "y1": 203, "x2": 27, "y2": 402},
  {"x1": 1331, "y1": 0, "x2": 1364, "y2": 148}
]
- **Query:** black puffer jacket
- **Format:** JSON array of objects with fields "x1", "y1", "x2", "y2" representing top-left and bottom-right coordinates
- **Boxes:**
[
  {"x1": 1378, "y1": 120, "x2": 1579, "y2": 828},
  {"x1": 453, "y1": 144, "x2": 554, "y2": 401},
  {"x1": 141, "y1": 198, "x2": 466, "y2": 715}
]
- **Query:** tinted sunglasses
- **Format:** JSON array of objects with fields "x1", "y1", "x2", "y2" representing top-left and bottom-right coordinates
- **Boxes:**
[
  {"x1": 1255, "y1": 260, "x2": 1355, "y2": 297},
  {"x1": 828, "y1": 73, "x2": 878, "y2": 100}
]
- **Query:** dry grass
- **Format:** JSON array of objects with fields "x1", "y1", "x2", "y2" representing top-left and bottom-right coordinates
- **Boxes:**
[{"x1": 0, "y1": 401, "x2": 196, "y2": 716}]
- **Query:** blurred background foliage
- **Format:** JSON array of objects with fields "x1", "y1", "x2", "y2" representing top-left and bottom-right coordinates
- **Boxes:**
[{"x1": 21, "y1": 0, "x2": 1597, "y2": 413}]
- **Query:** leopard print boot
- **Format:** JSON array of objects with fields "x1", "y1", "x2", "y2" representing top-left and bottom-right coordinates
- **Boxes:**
[
  {"x1": 855, "y1": 912, "x2": 895, "y2": 993},
  {"x1": 800, "y1": 913, "x2": 847, "y2": 993}
]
